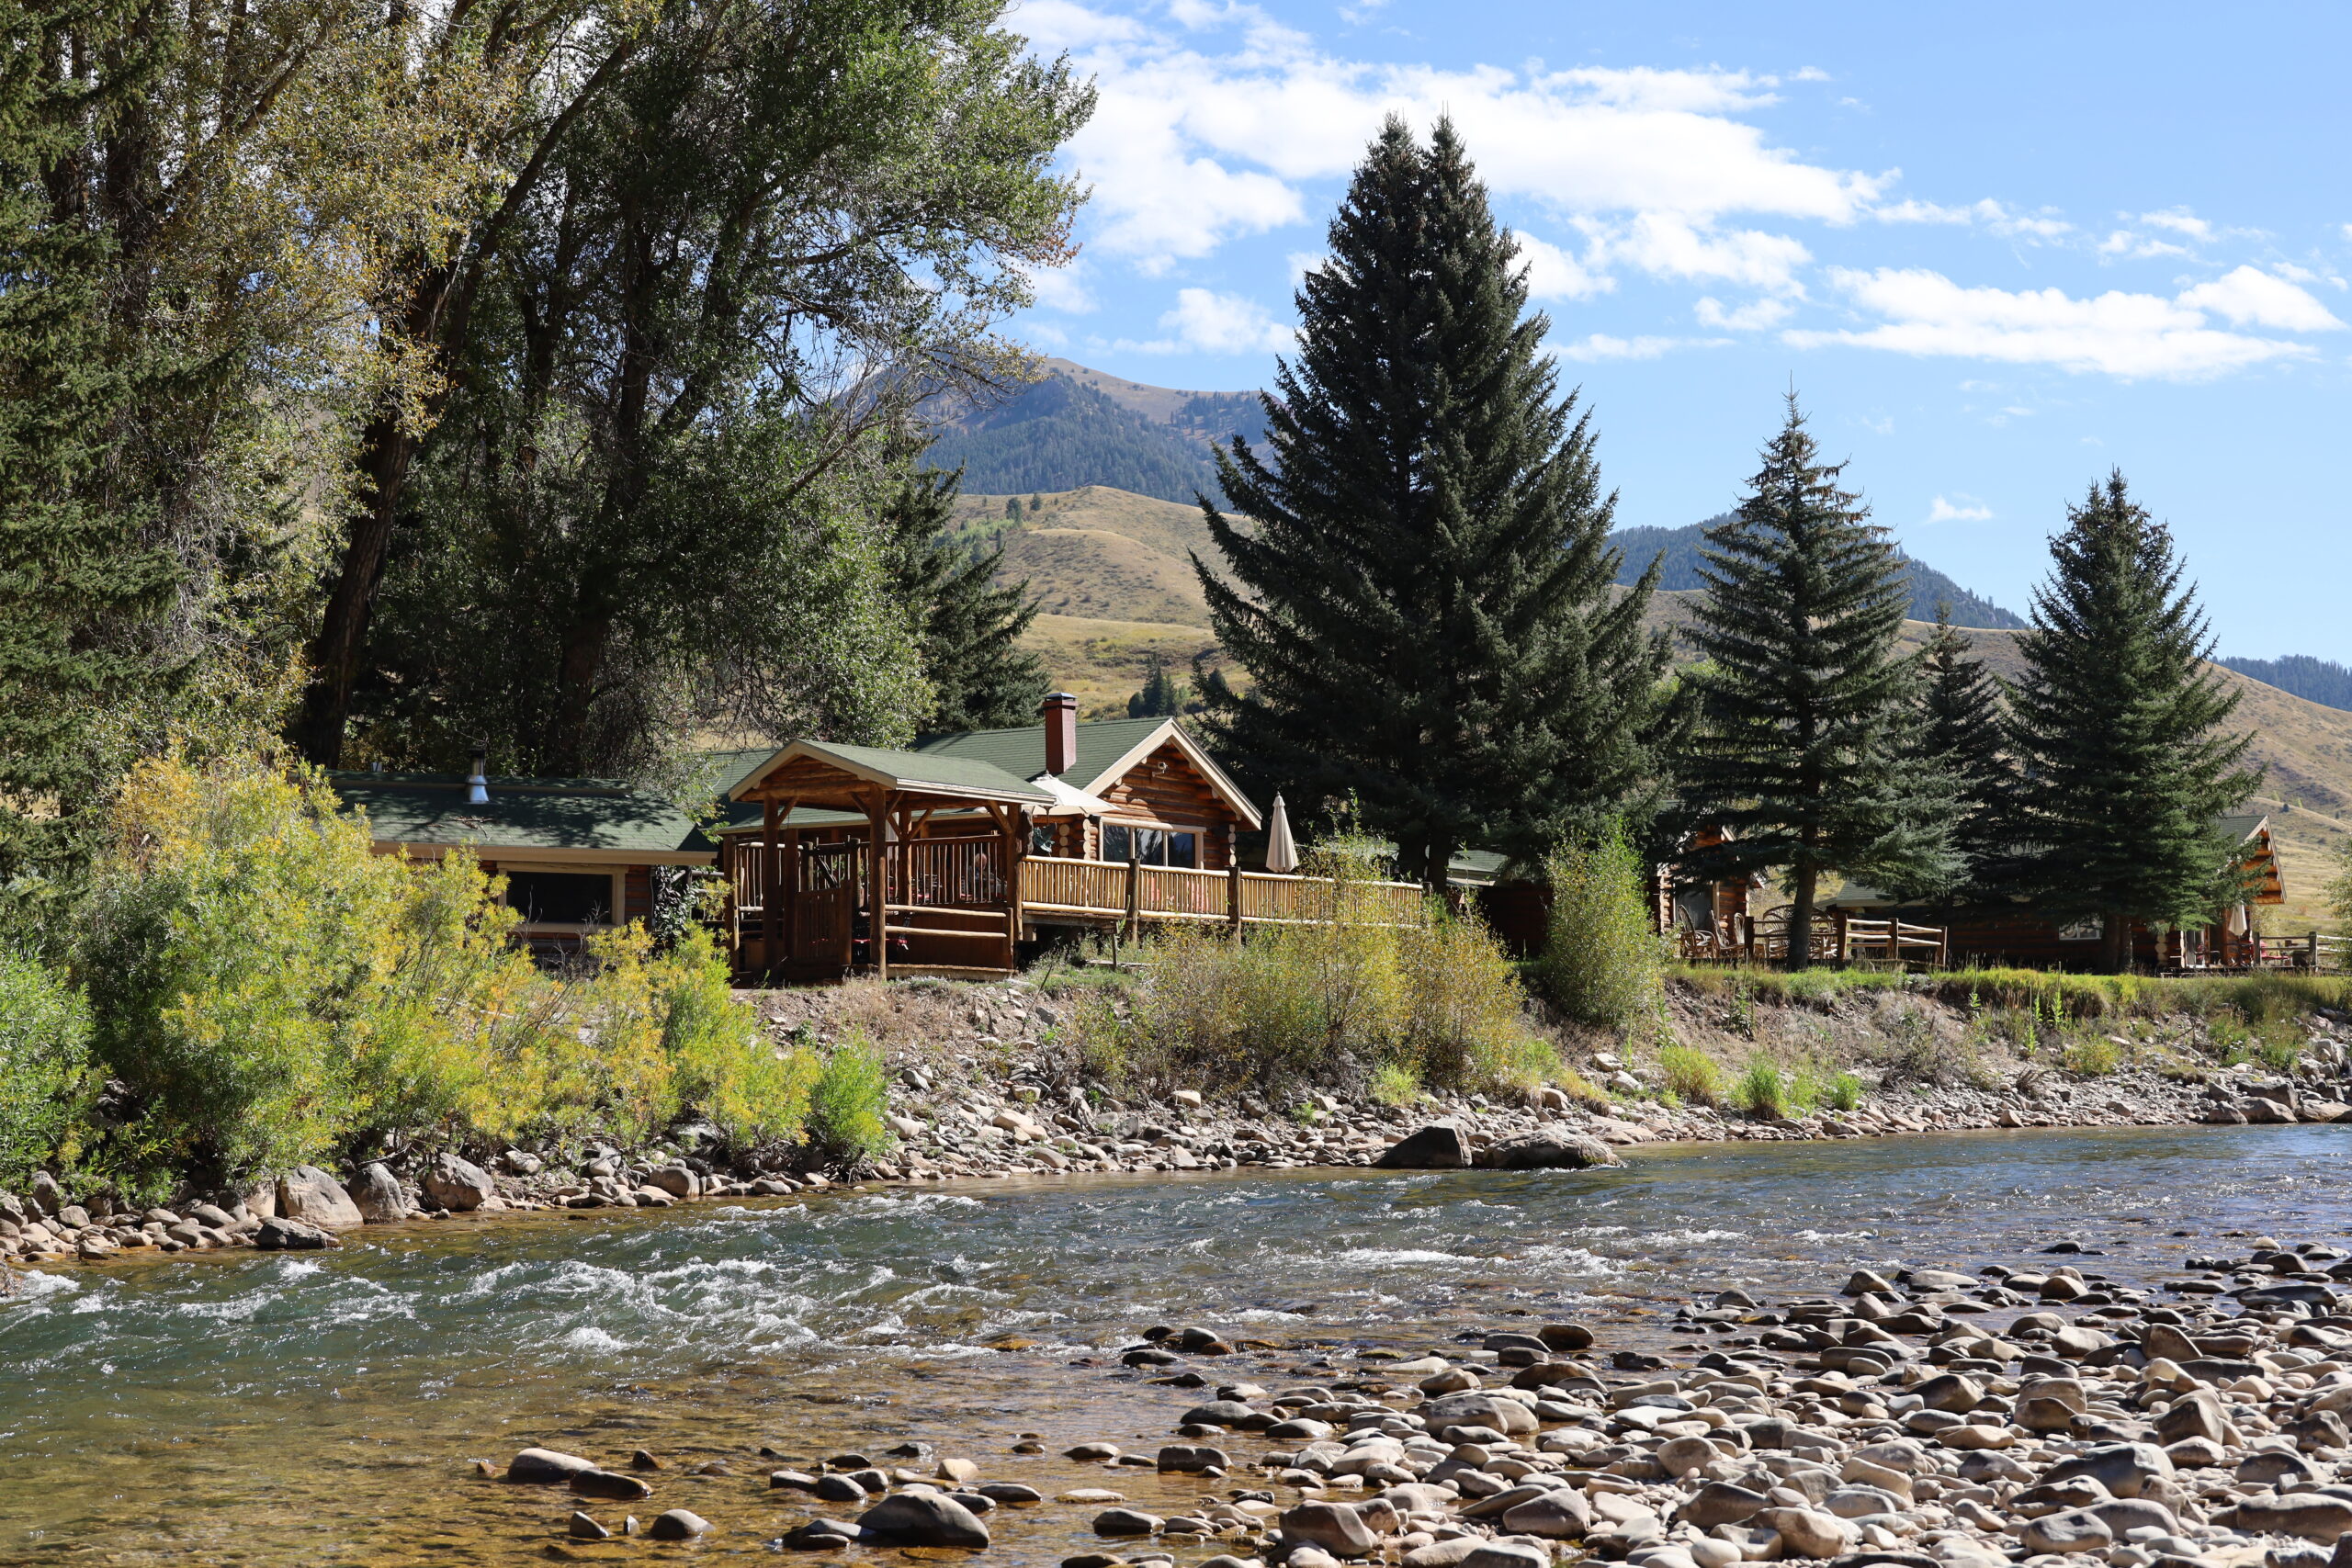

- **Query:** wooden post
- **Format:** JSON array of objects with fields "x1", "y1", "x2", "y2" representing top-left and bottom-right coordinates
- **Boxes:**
[
  {"x1": 866, "y1": 792, "x2": 890, "y2": 983},
  {"x1": 781, "y1": 827, "x2": 800, "y2": 973},
  {"x1": 1001, "y1": 805, "x2": 1024, "y2": 975},
  {"x1": 761, "y1": 796, "x2": 782, "y2": 976},
  {"x1": 1124, "y1": 843, "x2": 1141, "y2": 942},
  {"x1": 1832, "y1": 907, "x2": 1848, "y2": 967},
  {"x1": 1227, "y1": 861, "x2": 1243, "y2": 931}
]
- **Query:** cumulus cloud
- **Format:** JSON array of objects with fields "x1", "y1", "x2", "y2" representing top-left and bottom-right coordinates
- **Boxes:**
[
  {"x1": 1926, "y1": 495, "x2": 1994, "y2": 523},
  {"x1": 1789, "y1": 267, "x2": 2324, "y2": 378},
  {"x1": 1137, "y1": 288, "x2": 1295, "y2": 353},
  {"x1": 1023, "y1": 3, "x2": 1892, "y2": 273},
  {"x1": 1592, "y1": 213, "x2": 1811, "y2": 293},
  {"x1": 1512, "y1": 231, "x2": 1611, "y2": 300},
  {"x1": 1694, "y1": 295, "x2": 1792, "y2": 331},
  {"x1": 2138, "y1": 207, "x2": 2215, "y2": 241},
  {"x1": 1872, "y1": 197, "x2": 2070, "y2": 239},
  {"x1": 1022, "y1": 259, "x2": 1099, "y2": 314},
  {"x1": 2177, "y1": 265, "x2": 2345, "y2": 331}
]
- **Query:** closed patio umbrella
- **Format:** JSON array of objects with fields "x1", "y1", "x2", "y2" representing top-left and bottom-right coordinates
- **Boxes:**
[{"x1": 1264, "y1": 792, "x2": 1298, "y2": 874}]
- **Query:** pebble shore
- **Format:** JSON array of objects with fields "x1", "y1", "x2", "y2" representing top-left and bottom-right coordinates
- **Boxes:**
[{"x1": 497, "y1": 1234, "x2": 2352, "y2": 1568}]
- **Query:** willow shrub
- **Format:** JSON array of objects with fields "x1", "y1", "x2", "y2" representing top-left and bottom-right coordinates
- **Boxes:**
[
  {"x1": 0, "y1": 949, "x2": 97, "y2": 1184},
  {"x1": 1539, "y1": 823, "x2": 1664, "y2": 1032},
  {"x1": 1072, "y1": 859, "x2": 1554, "y2": 1098},
  {"x1": 79, "y1": 757, "x2": 790, "y2": 1178}
]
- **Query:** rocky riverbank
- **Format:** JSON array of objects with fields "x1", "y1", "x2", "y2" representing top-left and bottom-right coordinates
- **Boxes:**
[
  {"x1": 6, "y1": 976, "x2": 2349, "y2": 1270},
  {"x1": 496, "y1": 1228, "x2": 2352, "y2": 1568}
]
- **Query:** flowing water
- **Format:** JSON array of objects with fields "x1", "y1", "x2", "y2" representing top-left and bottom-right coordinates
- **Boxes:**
[{"x1": 2, "y1": 1124, "x2": 2346, "y2": 1565}]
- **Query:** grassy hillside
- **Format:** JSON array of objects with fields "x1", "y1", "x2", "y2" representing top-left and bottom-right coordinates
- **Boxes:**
[{"x1": 921, "y1": 361, "x2": 1268, "y2": 504}]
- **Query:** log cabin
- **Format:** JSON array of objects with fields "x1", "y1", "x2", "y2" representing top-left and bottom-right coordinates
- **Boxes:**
[
  {"x1": 1826, "y1": 812, "x2": 2287, "y2": 972},
  {"x1": 331, "y1": 759, "x2": 716, "y2": 959}
]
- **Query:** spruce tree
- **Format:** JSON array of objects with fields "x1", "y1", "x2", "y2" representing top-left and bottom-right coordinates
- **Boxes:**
[
  {"x1": 1197, "y1": 117, "x2": 1669, "y2": 886},
  {"x1": 1678, "y1": 399, "x2": 1958, "y2": 967},
  {"x1": 1918, "y1": 604, "x2": 2017, "y2": 900},
  {"x1": 883, "y1": 467, "x2": 1049, "y2": 733},
  {"x1": 2008, "y1": 472, "x2": 2257, "y2": 972},
  {"x1": 0, "y1": 5, "x2": 177, "y2": 874},
  {"x1": 1126, "y1": 657, "x2": 1185, "y2": 718}
]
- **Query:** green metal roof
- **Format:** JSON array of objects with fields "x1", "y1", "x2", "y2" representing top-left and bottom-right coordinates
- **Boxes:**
[
  {"x1": 329, "y1": 773, "x2": 709, "y2": 857},
  {"x1": 913, "y1": 716, "x2": 1172, "y2": 789},
  {"x1": 775, "y1": 739, "x2": 1056, "y2": 803}
]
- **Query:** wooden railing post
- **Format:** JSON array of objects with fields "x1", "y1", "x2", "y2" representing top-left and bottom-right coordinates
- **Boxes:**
[
  {"x1": 760, "y1": 797, "x2": 781, "y2": 976},
  {"x1": 1833, "y1": 908, "x2": 1848, "y2": 966},
  {"x1": 1125, "y1": 849, "x2": 1142, "y2": 941}
]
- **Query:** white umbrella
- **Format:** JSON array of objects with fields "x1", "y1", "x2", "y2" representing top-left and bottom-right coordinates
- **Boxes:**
[
  {"x1": 1028, "y1": 773, "x2": 1117, "y2": 818},
  {"x1": 1264, "y1": 792, "x2": 1298, "y2": 874}
]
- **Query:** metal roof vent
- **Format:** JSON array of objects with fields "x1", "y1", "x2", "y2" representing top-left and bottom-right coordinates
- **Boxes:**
[{"x1": 466, "y1": 744, "x2": 490, "y2": 806}]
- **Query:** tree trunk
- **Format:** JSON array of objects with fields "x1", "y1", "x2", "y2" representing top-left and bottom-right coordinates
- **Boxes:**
[
  {"x1": 2101, "y1": 910, "x2": 2130, "y2": 976},
  {"x1": 544, "y1": 608, "x2": 614, "y2": 776},
  {"x1": 289, "y1": 411, "x2": 416, "y2": 764},
  {"x1": 1787, "y1": 863, "x2": 1818, "y2": 971}
]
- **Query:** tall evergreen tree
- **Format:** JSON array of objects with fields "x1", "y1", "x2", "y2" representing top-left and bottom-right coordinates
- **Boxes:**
[
  {"x1": 0, "y1": 0, "x2": 178, "y2": 876},
  {"x1": 1197, "y1": 117, "x2": 1669, "y2": 886},
  {"x1": 1918, "y1": 604, "x2": 2017, "y2": 900},
  {"x1": 1126, "y1": 656, "x2": 1185, "y2": 718},
  {"x1": 1678, "y1": 398, "x2": 1957, "y2": 967},
  {"x1": 884, "y1": 468, "x2": 1049, "y2": 733},
  {"x1": 2008, "y1": 472, "x2": 2258, "y2": 972}
]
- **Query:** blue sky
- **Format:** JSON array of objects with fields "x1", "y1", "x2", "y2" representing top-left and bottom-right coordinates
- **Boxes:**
[{"x1": 1002, "y1": 0, "x2": 2352, "y2": 660}]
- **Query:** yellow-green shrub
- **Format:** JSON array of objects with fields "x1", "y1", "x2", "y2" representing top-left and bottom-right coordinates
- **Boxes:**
[
  {"x1": 1657, "y1": 1044, "x2": 1722, "y2": 1105},
  {"x1": 0, "y1": 948, "x2": 96, "y2": 1184},
  {"x1": 79, "y1": 756, "x2": 791, "y2": 1177},
  {"x1": 1539, "y1": 823, "x2": 1664, "y2": 1031}
]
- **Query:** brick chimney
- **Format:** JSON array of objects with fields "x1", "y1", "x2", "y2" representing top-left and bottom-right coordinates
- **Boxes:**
[{"x1": 1043, "y1": 692, "x2": 1078, "y2": 776}]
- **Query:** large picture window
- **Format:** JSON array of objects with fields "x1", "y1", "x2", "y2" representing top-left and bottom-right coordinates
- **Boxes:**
[
  {"x1": 1101, "y1": 825, "x2": 1198, "y2": 867},
  {"x1": 504, "y1": 870, "x2": 615, "y2": 926}
]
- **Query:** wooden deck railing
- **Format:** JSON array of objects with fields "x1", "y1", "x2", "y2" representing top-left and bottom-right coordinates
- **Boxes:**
[{"x1": 1018, "y1": 857, "x2": 1427, "y2": 930}]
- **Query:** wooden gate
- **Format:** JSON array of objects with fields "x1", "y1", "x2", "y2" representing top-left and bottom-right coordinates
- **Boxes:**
[{"x1": 793, "y1": 842, "x2": 861, "y2": 970}]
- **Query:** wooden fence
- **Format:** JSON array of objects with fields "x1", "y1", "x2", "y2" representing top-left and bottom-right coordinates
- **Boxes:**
[{"x1": 1019, "y1": 857, "x2": 1427, "y2": 932}]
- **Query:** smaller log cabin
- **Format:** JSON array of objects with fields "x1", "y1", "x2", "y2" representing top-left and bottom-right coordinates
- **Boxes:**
[
  {"x1": 1827, "y1": 812, "x2": 2288, "y2": 971},
  {"x1": 713, "y1": 694, "x2": 1275, "y2": 982},
  {"x1": 331, "y1": 765, "x2": 716, "y2": 959}
]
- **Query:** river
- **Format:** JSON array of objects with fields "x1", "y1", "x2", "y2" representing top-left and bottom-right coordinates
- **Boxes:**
[{"x1": 0, "y1": 1124, "x2": 2342, "y2": 1564}]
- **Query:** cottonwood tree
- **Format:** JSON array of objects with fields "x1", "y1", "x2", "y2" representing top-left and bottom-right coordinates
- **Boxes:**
[
  {"x1": 345, "y1": 0, "x2": 1091, "y2": 775},
  {"x1": 1677, "y1": 399, "x2": 1957, "y2": 968},
  {"x1": 2007, "y1": 472, "x2": 2258, "y2": 973},
  {"x1": 1197, "y1": 118, "x2": 1669, "y2": 886}
]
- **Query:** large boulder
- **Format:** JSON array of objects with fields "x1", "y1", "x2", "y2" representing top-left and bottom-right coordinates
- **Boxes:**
[
  {"x1": 859, "y1": 1492, "x2": 991, "y2": 1548},
  {"x1": 1499, "y1": 1489, "x2": 1590, "y2": 1539},
  {"x1": 1375, "y1": 1123, "x2": 1468, "y2": 1169},
  {"x1": 508, "y1": 1448, "x2": 598, "y2": 1483},
  {"x1": 1421, "y1": 1392, "x2": 1538, "y2": 1435},
  {"x1": 347, "y1": 1162, "x2": 411, "y2": 1224},
  {"x1": 421, "y1": 1152, "x2": 497, "y2": 1213},
  {"x1": 645, "y1": 1166, "x2": 699, "y2": 1199},
  {"x1": 1280, "y1": 1501, "x2": 1379, "y2": 1558},
  {"x1": 254, "y1": 1216, "x2": 338, "y2": 1250},
  {"x1": 276, "y1": 1165, "x2": 364, "y2": 1229},
  {"x1": 1474, "y1": 1134, "x2": 1622, "y2": 1171}
]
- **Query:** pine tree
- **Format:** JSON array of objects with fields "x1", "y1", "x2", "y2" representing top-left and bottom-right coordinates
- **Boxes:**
[
  {"x1": 1126, "y1": 656, "x2": 1185, "y2": 718},
  {"x1": 2008, "y1": 471, "x2": 2257, "y2": 972},
  {"x1": 1918, "y1": 604, "x2": 2016, "y2": 901},
  {"x1": 883, "y1": 467, "x2": 1048, "y2": 733},
  {"x1": 0, "y1": 3, "x2": 178, "y2": 874},
  {"x1": 1678, "y1": 398, "x2": 1958, "y2": 967},
  {"x1": 1197, "y1": 117, "x2": 1669, "y2": 886}
]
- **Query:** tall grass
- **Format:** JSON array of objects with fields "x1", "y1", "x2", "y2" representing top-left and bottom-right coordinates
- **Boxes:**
[
  {"x1": 1657, "y1": 1044, "x2": 1722, "y2": 1106},
  {"x1": 1067, "y1": 855, "x2": 1555, "y2": 1098},
  {"x1": 1538, "y1": 822, "x2": 1664, "y2": 1032}
]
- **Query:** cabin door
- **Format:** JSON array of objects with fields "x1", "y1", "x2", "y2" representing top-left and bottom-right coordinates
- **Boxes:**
[{"x1": 792, "y1": 843, "x2": 859, "y2": 969}]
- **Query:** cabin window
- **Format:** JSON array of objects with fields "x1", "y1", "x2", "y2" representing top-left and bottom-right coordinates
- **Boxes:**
[
  {"x1": 505, "y1": 870, "x2": 613, "y2": 926},
  {"x1": 1102, "y1": 825, "x2": 1198, "y2": 867}
]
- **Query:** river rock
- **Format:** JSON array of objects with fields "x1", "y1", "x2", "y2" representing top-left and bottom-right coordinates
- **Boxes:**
[
  {"x1": 29, "y1": 1171, "x2": 59, "y2": 1216},
  {"x1": 1421, "y1": 1393, "x2": 1537, "y2": 1435},
  {"x1": 2021, "y1": 1508, "x2": 2113, "y2": 1555},
  {"x1": 646, "y1": 1166, "x2": 698, "y2": 1199},
  {"x1": 1656, "y1": 1436, "x2": 1719, "y2": 1474},
  {"x1": 347, "y1": 1162, "x2": 410, "y2": 1224},
  {"x1": 1914, "y1": 1373, "x2": 1981, "y2": 1413},
  {"x1": 1456, "y1": 1544, "x2": 1549, "y2": 1568},
  {"x1": 1756, "y1": 1506, "x2": 1854, "y2": 1559},
  {"x1": 2156, "y1": 1389, "x2": 2231, "y2": 1445},
  {"x1": 1180, "y1": 1400, "x2": 1263, "y2": 1428},
  {"x1": 2237, "y1": 1449, "x2": 2322, "y2": 1486},
  {"x1": 974, "y1": 1483, "x2": 1043, "y2": 1505},
  {"x1": 1375, "y1": 1124, "x2": 1468, "y2": 1169},
  {"x1": 1538, "y1": 1322, "x2": 1595, "y2": 1351},
  {"x1": 860, "y1": 1491, "x2": 992, "y2": 1548},
  {"x1": 2225, "y1": 1495, "x2": 2352, "y2": 1542},
  {"x1": 1500, "y1": 1489, "x2": 1590, "y2": 1538},
  {"x1": 2046, "y1": 1441, "x2": 2173, "y2": 1498},
  {"x1": 1093, "y1": 1508, "x2": 1162, "y2": 1537},
  {"x1": 570, "y1": 1469, "x2": 651, "y2": 1501},
  {"x1": 1280, "y1": 1502, "x2": 1379, "y2": 1557},
  {"x1": 569, "y1": 1511, "x2": 611, "y2": 1540},
  {"x1": 1158, "y1": 1444, "x2": 1231, "y2": 1472},
  {"x1": 277, "y1": 1165, "x2": 364, "y2": 1229},
  {"x1": 1476, "y1": 1133, "x2": 1622, "y2": 1170},
  {"x1": 1684, "y1": 1483, "x2": 1770, "y2": 1528},
  {"x1": 510, "y1": 1448, "x2": 599, "y2": 1483},
  {"x1": 254, "y1": 1216, "x2": 338, "y2": 1250},
  {"x1": 648, "y1": 1508, "x2": 709, "y2": 1540},
  {"x1": 75, "y1": 1232, "x2": 117, "y2": 1259},
  {"x1": 421, "y1": 1152, "x2": 496, "y2": 1212},
  {"x1": 813, "y1": 1473, "x2": 867, "y2": 1502}
]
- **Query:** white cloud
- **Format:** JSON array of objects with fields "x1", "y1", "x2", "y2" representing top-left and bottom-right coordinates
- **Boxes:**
[
  {"x1": 1028, "y1": 5, "x2": 1893, "y2": 271},
  {"x1": 1512, "y1": 231, "x2": 1611, "y2": 300},
  {"x1": 1591, "y1": 212, "x2": 1811, "y2": 293},
  {"x1": 1789, "y1": 266, "x2": 2321, "y2": 379},
  {"x1": 1694, "y1": 295, "x2": 1792, "y2": 331},
  {"x1": 1871, "y1": 197, "x2": 2070, "y2": 239},
  {"x1": 1556, "y1": 333, "x2": 1729, "y2": 362},
  {"x1": 1926, "y1": 496, "x2": 1993, "y2": 524},
  {"x1": 2098, "y1": 229, "x2": 2191, "y2": 261},
  {"x1": 1022, "y1": 260, "x2": 1098, "y2": 314},
  {"x1": 2177, "y1": 265, "x2": 2344, "y2": 331},
  {"x1": 1139, "y1": 288, "x2": 1295, "y2": 353},
  {"x1": 2138, "y1": 207, "x2": 2214, "y2": 241}
]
